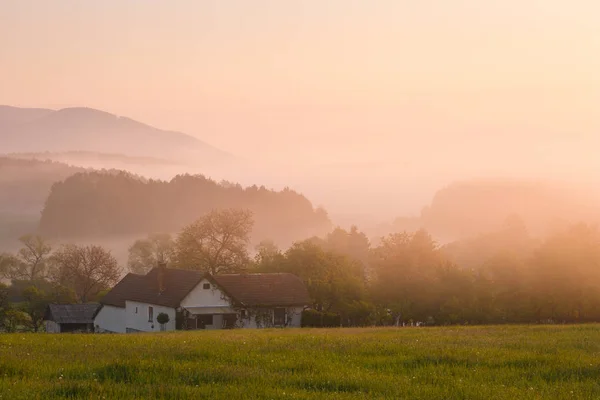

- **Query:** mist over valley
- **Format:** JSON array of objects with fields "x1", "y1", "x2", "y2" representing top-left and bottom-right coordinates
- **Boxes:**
[{"x1": 2, "y1": 106, "x2": 599, "y2": 265}]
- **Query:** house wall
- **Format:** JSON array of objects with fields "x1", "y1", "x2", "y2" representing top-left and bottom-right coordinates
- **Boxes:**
[
  {"x1": 180, "y1": 281, "x2": 231, "y2": 330},
  {"x1": 94, "y1": 305, "x2": 126, "y2": 333},
  {"x1": 45, "y1": 320, "x2": 60, "y2": 333},
  {"x1": 198, "y1": 314, "x2": 223, "y2": 330},
  {"x1": 287, "y1": 306, "x2": 304, "y2": 327},
  {"x1": 239, "y1": 306, "x2": 304, "y2": 329},
  {"x1": 125, "y1": 300, "x2": 176, "y2": 332},
  {"x1": 181, "y1": 279, "x2": 308, "y2": 330},
  {"x1": 180, "y1": 278, "x2": 232, "y2": 308}
]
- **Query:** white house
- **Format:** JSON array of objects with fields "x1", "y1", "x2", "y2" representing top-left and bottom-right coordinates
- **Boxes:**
[{"x1": 94, "y1": 265, "x2": 311, "y2": 333}]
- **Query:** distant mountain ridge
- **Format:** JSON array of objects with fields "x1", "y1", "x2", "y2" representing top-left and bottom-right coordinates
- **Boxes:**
[{"x1": 0, "y1": 105, "x2": 232, "y2": 165}]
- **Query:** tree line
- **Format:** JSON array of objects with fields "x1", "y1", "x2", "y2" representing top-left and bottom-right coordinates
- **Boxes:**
[
  {"x1": 3, "y1": 207, "x2": 600, "y2": 331},
  {"x1": 127, "y1": 210, "x2": 600, "y2": 326},
  {"x1": 0, "y1": 236, "x2": 120, "y2": 331},
  {"x1": 39, "y1": 171, "x2": 331, "y2": 247}
]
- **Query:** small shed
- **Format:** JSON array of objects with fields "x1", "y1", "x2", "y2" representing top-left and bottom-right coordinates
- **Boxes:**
[{"x1": 44, "y1": 304, "x2": 100, "y2": 333}]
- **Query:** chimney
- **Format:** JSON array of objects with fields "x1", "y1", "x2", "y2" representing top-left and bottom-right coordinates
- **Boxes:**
[{"x1": 157, "y1": 261, "x2": 166, "y2": 294}]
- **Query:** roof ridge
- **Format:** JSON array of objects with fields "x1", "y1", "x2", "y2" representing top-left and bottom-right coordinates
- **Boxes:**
[
  {"x1": 101, "y1": 269, "x2": 309, "y2": 309},
  {"x1": 215, "y1": 272, "x2": 292, "y2": 276}
]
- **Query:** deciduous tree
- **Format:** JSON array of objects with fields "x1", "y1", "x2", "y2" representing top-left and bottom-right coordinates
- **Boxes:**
[
  {"x1": 1, "y1": 235, "x2": 52, "y2": 282},
  {"x1": 370, "y1": 230, "x2": 444, "y2": 324},
  {"x1": 127, "y1": 233, "x2": 175, "y2": 274},
  {"x1": 0, "y1": 283, "x2": 10, "y2": 331},
  {"x1": 175, "y1": 209, "x2": 253, "y2": 274},
  {"x1": 253, "y1": 240, "x2": 284, "y2": 271},
  {"x1": 50, "y1": 245, "x2": 121, "y2": 303},
  {"x1": 324, "y1": 226, "x2": 371, "y2": 278},
  {"x1": 262, "y1": 240, "x2": 367, "y2": 316},
  {"x1": 2, "y1": 309, "x2": 31, "y2": 333}
]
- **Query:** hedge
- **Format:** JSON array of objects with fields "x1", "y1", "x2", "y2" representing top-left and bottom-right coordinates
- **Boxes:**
[{"x1": 301, "y1": 309, "x2": 341, "y2": 327}]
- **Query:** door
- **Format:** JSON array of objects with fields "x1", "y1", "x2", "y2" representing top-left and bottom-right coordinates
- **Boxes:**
[
  {"x1": 222, "y1": 314, "x2": 237, "y2": 329},
  {"x1": 197, "y1": 314, "x2": 213, "y2": 329}
]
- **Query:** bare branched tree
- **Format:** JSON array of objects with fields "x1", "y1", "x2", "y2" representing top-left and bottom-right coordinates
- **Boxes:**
[
  {"x1": 175, "y1": 209, "x2": 253, "y2": 274},
  {"x1": 1, "y1": 235, "x2": 52, "y2": 282},
  {"x1": 50, "y1": 244, "x2": 121, "y2": 303}
]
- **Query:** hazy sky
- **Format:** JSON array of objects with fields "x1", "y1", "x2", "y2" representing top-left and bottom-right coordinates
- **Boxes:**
[{"x1": 1, "y1": 1, "x2": 599, "y2": 169}]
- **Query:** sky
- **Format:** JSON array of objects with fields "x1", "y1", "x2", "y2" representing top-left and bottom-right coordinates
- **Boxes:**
[{"x1": 1, "y1": 0, "x2": 599, "y2": 173}]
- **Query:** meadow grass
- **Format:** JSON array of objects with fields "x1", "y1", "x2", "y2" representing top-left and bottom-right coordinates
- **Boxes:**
[{"x1": 1, "y1": 325, "x2": 599, "y2": 399}]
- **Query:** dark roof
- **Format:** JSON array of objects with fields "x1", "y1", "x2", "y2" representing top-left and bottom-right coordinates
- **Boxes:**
[
  {"x1": 100, "y1": 268, "x2": 311, "y2": 309},
  {"x1": 44, "y1": 304, "x2": 100, "y2": 324},
  {"x1": 212, "y1": 273, "x2": 311, "y2": 307},
  {"x1": 100, "y1": 269, "x2": 203, "y2": 308}
]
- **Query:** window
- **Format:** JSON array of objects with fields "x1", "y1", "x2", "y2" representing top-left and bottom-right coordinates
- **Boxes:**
[
  {"x1": 148, "y1": 306, "x2": 154, "y2": 322},
  {"x1": 274, "y1": 308, "x2": 286, "y2": 326},
  {"x1": 240, "y1": 309, "x2": 247, "y2": 319},
  {"x1": 135, "y1": 307, "x2": 138, "y2": 314},
  {"x1": 203, "y1": 283, "x2": 211, "y2": 290}
]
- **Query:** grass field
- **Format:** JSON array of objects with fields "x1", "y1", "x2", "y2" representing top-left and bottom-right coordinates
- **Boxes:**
[{"x1": 1, "y1": 325, "x2": 599, "y2": 399}]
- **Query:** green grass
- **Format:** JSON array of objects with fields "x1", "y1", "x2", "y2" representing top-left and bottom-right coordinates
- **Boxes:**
[{"x1": 1, "y1": 325, "x2": 599, "y2": 399}]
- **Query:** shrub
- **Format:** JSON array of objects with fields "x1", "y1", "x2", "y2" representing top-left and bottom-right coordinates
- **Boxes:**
[
  {"x1": 157, "y1": 312, "x2": 170, "y2": 325},
  {"x1": 301, "y1": 309, "x2": 341, "y2": 328}
]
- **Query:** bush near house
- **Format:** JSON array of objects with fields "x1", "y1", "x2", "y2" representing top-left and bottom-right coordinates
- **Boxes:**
[
  {"x1": 301, "y1": 309, "x2": 341, "y2": 327},
  {"x1": 156, "y1": 313, "x2": 170, "y2": 325}
]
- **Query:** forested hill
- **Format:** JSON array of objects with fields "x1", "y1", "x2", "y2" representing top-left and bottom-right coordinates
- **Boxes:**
[{"x1": 39, "y1": 172, "x2": 332, "y2": 245}]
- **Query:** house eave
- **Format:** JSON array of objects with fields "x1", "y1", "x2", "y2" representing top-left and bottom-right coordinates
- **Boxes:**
[{"x1": 243, "y1": 303, "x2": 309, "y2": 308}]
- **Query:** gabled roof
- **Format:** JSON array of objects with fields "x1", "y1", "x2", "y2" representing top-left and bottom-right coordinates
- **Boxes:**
[
  {"x1": 211, "y1": 273, "x2": 311, "y2": 307},
  {"x1": 100, "y1": 269, "x2": 204, "y2": 309},
  {"x1": 100, "y1": 268, "x2": 311, "y2": 309},
  {"x1": 44, "y1": 304, "x2": 100, "y2": 324}
]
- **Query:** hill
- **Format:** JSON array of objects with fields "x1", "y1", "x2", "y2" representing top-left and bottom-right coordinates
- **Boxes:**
[
  {"x1": 0, "y1": 106, "x2": 232, "y2": 165},
  {"x1": 0, "y1": 105, "x2": 53, "y2": 128},
  {"x1": 391, "y1": 179, "x2": 600, "y2": 242}
]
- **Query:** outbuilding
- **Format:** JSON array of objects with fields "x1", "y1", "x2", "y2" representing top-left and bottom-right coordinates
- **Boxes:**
[{"x1": 43, "y1": 304, "x2": 100, "y2": 333}]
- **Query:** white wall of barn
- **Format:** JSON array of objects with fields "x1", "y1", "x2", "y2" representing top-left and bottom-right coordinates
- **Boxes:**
[
  {"x1": 125, "y1": 300, "x2": 176, "y2": 332},
  {"x1": 94, "y1": 305, "x2": 126, "y2": 333}
]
